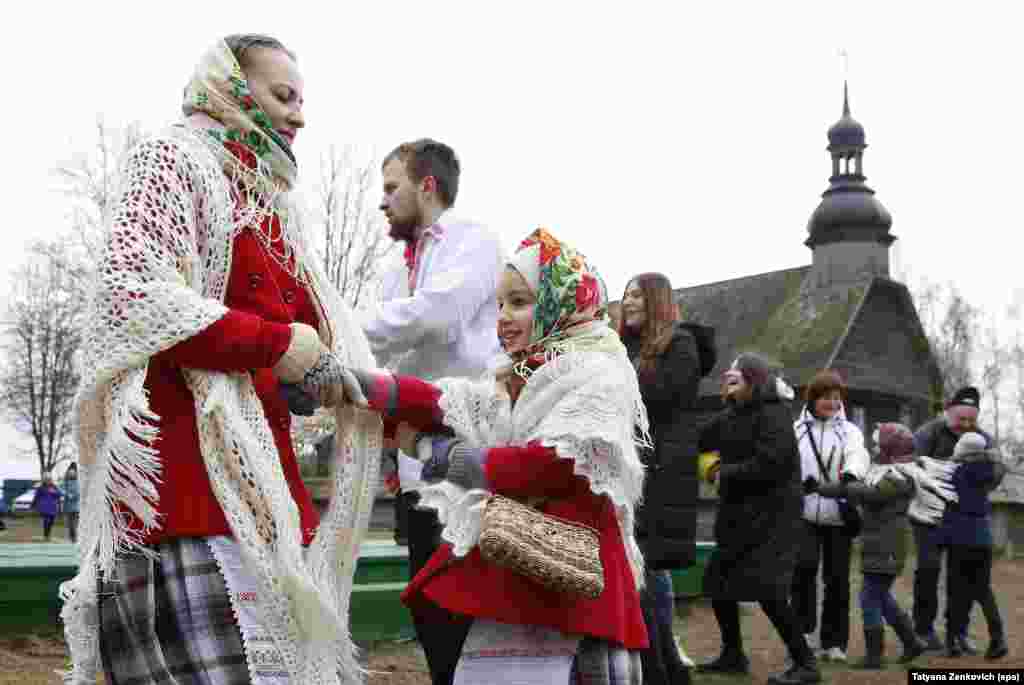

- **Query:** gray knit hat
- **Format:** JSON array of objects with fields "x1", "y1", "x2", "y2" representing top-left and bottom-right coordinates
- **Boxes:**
[{"x1": 953, "y1": 432, "x2": 988, "y2": 460}]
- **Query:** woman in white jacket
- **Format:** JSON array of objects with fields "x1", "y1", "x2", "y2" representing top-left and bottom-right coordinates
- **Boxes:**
[{"x1": 790, "y1": 370, "x2": 870, "y2": 663}]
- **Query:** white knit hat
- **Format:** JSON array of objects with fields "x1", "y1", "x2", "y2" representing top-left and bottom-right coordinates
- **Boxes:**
[{"x1": 953, "y1": 431, "x2": 988, "y2": 459}]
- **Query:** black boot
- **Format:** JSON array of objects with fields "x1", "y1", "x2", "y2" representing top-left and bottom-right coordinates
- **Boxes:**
[
  {"x1": 768, "y1": 641, "x2": 821, "y2": 685},
  {"x1": 860, "y1": 626, "x2": 884, "y2": 669},
  {"x1": 696, "y1": 646, "x2": 750, "y2": 674},
  {"x1": 984, "y1": 602, "x2": 1008, "y2": 660},
  {"x1": 767, "y1": 658, "x2": 821, "y2": 685},
  {"x1": 890, "y1": 610, "x2": 925, "y2": 663},
  {"x1": 946, "y1": 632, "x2": 963, "y2": 658},
  {"x1": 986, "y1": 634, "x2": 1008, "y2": 660},
  {"x1": 912, "y1": 568, "x2": 940, "y2": 647}
]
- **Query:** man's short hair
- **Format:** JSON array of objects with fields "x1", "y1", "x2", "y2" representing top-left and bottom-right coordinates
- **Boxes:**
[{"x1": 383, "y1": 139, "x2": 460, "y2": 208}]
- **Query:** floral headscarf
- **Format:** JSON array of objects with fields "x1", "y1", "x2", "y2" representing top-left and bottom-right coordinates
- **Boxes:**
[
  {"x1": 507, "y1": 228, "x2": 609, "y2": 367},
  {"x1": 183, "y1": 38, "x2": 298, "y2": 190}
]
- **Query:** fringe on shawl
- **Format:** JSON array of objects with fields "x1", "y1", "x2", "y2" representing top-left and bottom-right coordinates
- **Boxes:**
[
  {"x1": 61, "y1": 123, "x2": 382, "y2": 685},
  {"x1": 865, "y1": 457, "x2": 959, "y2": 526}
]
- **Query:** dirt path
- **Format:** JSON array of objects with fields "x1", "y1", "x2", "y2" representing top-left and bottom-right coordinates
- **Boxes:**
[{"x1": 3, "y1": 557, "x2": 1021, "y2": 684}]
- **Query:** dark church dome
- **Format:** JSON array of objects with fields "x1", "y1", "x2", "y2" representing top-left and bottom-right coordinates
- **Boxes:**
[
  {"x1": 828, "y1": 82, "x2": 866, "y2": 148},
  {"x1": 806, "y1": 83, "x2": 894, "y2": 248},
  {"x1": 807, "y1": 184, "x2": 892, "y2": 241},
  {"x1": 828, "y1": 115, "x2": 865, "y2": 148}
]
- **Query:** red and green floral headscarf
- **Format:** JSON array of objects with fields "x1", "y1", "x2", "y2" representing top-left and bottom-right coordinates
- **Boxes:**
[
  {"x1": 508, "y1": 228, "x2": 609, "y2": 364},
  {"x1": 182, "y1": 38, "x2": 297, "y2": 190}
]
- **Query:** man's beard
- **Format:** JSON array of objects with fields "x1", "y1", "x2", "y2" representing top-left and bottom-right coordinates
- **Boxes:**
[{"x1": 387, "y1": 212, "x2": 420, "y2": 243}]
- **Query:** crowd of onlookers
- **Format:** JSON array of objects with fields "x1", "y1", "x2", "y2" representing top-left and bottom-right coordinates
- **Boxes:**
[{"x1": 688, "y1": 371, "x2": 1007, "y2": 685}]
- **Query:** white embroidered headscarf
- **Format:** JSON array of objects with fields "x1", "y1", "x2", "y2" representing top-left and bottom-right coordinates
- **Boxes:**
[
  {"x1": 416, "y1": 228, "x2": 650, "y2": 590},
  {"x1": 60, "y1": 36, "x2": 382, "y2": 685}
]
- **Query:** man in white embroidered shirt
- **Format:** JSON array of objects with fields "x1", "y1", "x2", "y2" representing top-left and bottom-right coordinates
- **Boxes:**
[{"x1": 360, "y1": 138, "x2": 504, "y2": 685}]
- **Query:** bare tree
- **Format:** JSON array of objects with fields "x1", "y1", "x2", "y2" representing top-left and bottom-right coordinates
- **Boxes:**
[
  {"x1": 53, "y1": 117, "x2": 145, "y2": 264},
  {"x1": 312, "y1": 145, "x2": 394, "y2": 308},
  {"x1": 979, "y1": 319, "x2": 1007, "y2": 446},
  {"x1": 911, "y1": 278, "x2": 980, "y2": 406},
  {"x1": 1004, "y1": 299, "x2": 1024, "y2": 465},
  {"x1": 0, "y1": 120, "x2": 142, "y2": 477},
  {"x1": 1, "y1": 244, "x2": 84, "y2": 477}
]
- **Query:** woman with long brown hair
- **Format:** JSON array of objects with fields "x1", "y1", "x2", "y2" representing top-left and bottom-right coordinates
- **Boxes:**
[{"x1": 619, "y1": 273, "x2": 716, "y2": 685}]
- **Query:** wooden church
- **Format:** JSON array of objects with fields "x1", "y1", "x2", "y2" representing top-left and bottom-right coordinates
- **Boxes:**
[{"x1": 611, "y1": 85, "x2": 942, "y2": 450}]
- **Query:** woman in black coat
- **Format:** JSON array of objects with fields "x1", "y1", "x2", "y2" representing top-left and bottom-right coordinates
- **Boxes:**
[
  {"x1": 696, "y1": 353, "x2": 820, "y2": 685},
  {"x1": 619, "y1": 273, "x2": 715, "y2": 685}
]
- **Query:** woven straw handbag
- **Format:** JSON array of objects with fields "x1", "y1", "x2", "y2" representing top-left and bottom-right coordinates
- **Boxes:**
[{"x1": 477, "y1": 494, "x2": 604, "y2": 600}]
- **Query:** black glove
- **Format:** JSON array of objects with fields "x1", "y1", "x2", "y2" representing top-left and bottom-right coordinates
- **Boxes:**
[
  {"x1": 279, "y1": 383, "x2": 319, "y2": 416},
  {"x1": 803, "y1": 476, "x2": 819, "y2": 495},
  {"x1": 840, "y1": 472, "x2": 858, "y2": 484}
]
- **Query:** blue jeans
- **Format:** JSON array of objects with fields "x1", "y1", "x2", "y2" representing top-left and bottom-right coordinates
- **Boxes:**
[
  {"x1": 860, "y1": 573, "x2": 903, "y2": 629},
  {"x1": 640, "y1": 569, "x2": 687, "y2": 684}
]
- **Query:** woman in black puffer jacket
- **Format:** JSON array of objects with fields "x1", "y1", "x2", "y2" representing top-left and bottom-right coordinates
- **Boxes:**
[
  {"x1": 619, "y1": 272, "x2": 715, "y2": 685},
  {"x1": 696, "y1": 353, "x2": 819, "y2": 685}
]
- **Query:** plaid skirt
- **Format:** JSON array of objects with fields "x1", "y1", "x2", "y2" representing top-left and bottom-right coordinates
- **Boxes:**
[{"x1": 98, "y1": 537, "x2": 251, "y2": 685}]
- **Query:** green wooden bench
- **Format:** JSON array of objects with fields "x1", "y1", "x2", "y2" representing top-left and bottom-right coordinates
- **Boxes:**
[
  {"x1": 0, "y1": 540, "x2": 413, "y2": 641},
  {"x1": 0, "y1": 540, "x2": 712, "y2": 639}
]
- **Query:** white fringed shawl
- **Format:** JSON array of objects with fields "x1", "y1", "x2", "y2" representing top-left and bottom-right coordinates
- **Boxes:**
[
  {"x1": 416, "y1": 324, "x2": 649, "y2": 589},
  {"x1": 60, "y1": 121, "x2": 382, "y2": 685},
  {"x1": 864, "y1": 456, "x2": 958, "y2": 525}
]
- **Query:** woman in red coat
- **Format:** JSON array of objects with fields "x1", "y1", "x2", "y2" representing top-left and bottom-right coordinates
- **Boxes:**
[
  {"x1": 346, "y1": 228, "x2": 648, "y2": 684},
  {"x1": 62, "y1": 34, "x2": 380, "y2": 685}
]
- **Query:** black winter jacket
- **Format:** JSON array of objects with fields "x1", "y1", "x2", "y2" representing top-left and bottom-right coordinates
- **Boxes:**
[
  {"x1": 697, "y1": 381, "x2": 803, "y2": 600},
  {"x1": 913, "y1": 417, "x2": 993, "y2": 460},
  {"x1": 626, "y1": 323, "x2": 703, "y2": 570}
]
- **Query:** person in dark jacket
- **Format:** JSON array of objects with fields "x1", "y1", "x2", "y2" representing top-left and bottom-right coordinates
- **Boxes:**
[
  {"x1": 31, "y1": 473, "x2": 63, "y2": 542},
  {"x1": 911, "y1": 385, "x2": 997, "y2": 652},
  {"x1": 620, "y1": 273, "x2": 716, "y2": 685},
  {"x1": 63, "y1": 463, "x2": 81, "y2": 544},
  {"x1": 695, "y1": 353, "x2": 819, "y2": 685},
  {"x1": 806, "y1": 423, "x2": 925, "y2": 668},
  {"x1": 942, "y1": 432, "x2": 1009, "y2": 660}
]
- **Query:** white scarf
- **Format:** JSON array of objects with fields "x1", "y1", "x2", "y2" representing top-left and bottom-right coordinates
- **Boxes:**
[
  {"x1": 60, "y1": 121, "x2": 382, "y2": 685},
  {"x1": 415, "y1": 324, "x2": 649, "y2": 589},
  {"x1": 864, "y1": 457, "x2": 958, "y2": 525}
]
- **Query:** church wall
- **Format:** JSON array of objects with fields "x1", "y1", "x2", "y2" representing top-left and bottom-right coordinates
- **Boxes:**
[{"x1": 811, "y1": 241, "x2": 890, "y2": 290}]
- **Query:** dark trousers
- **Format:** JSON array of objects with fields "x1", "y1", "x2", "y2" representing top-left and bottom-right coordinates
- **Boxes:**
[
  {"x1": 400, "y1": 491, "x2": 470, "y2": 685},
  {"x1": 41, "y1": 514, "x2": 56, "y2": 540},
  {"x1": 860, "y1": 573, "x2": 902, "y2": 629},
  {"x1": 946, "y1": 546, "x2": 1000, "y2": 640},
  {"x1": 912, "y1": 522, "x2": 1001, "y2": 639},
  {"x1": 66, "y1": 512, "x2": 79, "y2": 543},
  {"x1": 912, "y1": 521, "x2": 947, "y2": 636},
  {"x1": 712, "y1": 598, "x2": 812, "y2": 664},
  {"x1": 640, "y1": 569, "x2": 688, "y2": 685},
  {"x1": 791, "y1": 522, "x2": 853, "y2": 649}
]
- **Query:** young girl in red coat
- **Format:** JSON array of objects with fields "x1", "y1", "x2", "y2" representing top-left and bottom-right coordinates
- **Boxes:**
[{"x1": 344, "y1": 228, "x2": 649, "y2": 684}]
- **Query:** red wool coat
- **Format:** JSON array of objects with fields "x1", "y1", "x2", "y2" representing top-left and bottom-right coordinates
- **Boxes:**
[
  {"x1": 124, "y1": 218, "x2": 322, "y2": 546},
  {"x1": 377, "y1": 375, "x2": 648, "y2": 649}
]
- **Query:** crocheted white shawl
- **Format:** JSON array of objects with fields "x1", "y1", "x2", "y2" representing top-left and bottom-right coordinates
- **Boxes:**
[
  {"x1": 864, "y1": 457, "x2": 958, "y2": 525},
  {"x1": 60, "y1": 121, "x2": 382, "y2": 685},
  {"x1": 416, "y1": 323, "x2": 649, "y2": 590}
]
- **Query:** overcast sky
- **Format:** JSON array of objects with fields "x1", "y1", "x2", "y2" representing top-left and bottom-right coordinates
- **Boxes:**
[{"x1": 2, "y1": 1, "x2": 1023, "y2": 472}]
